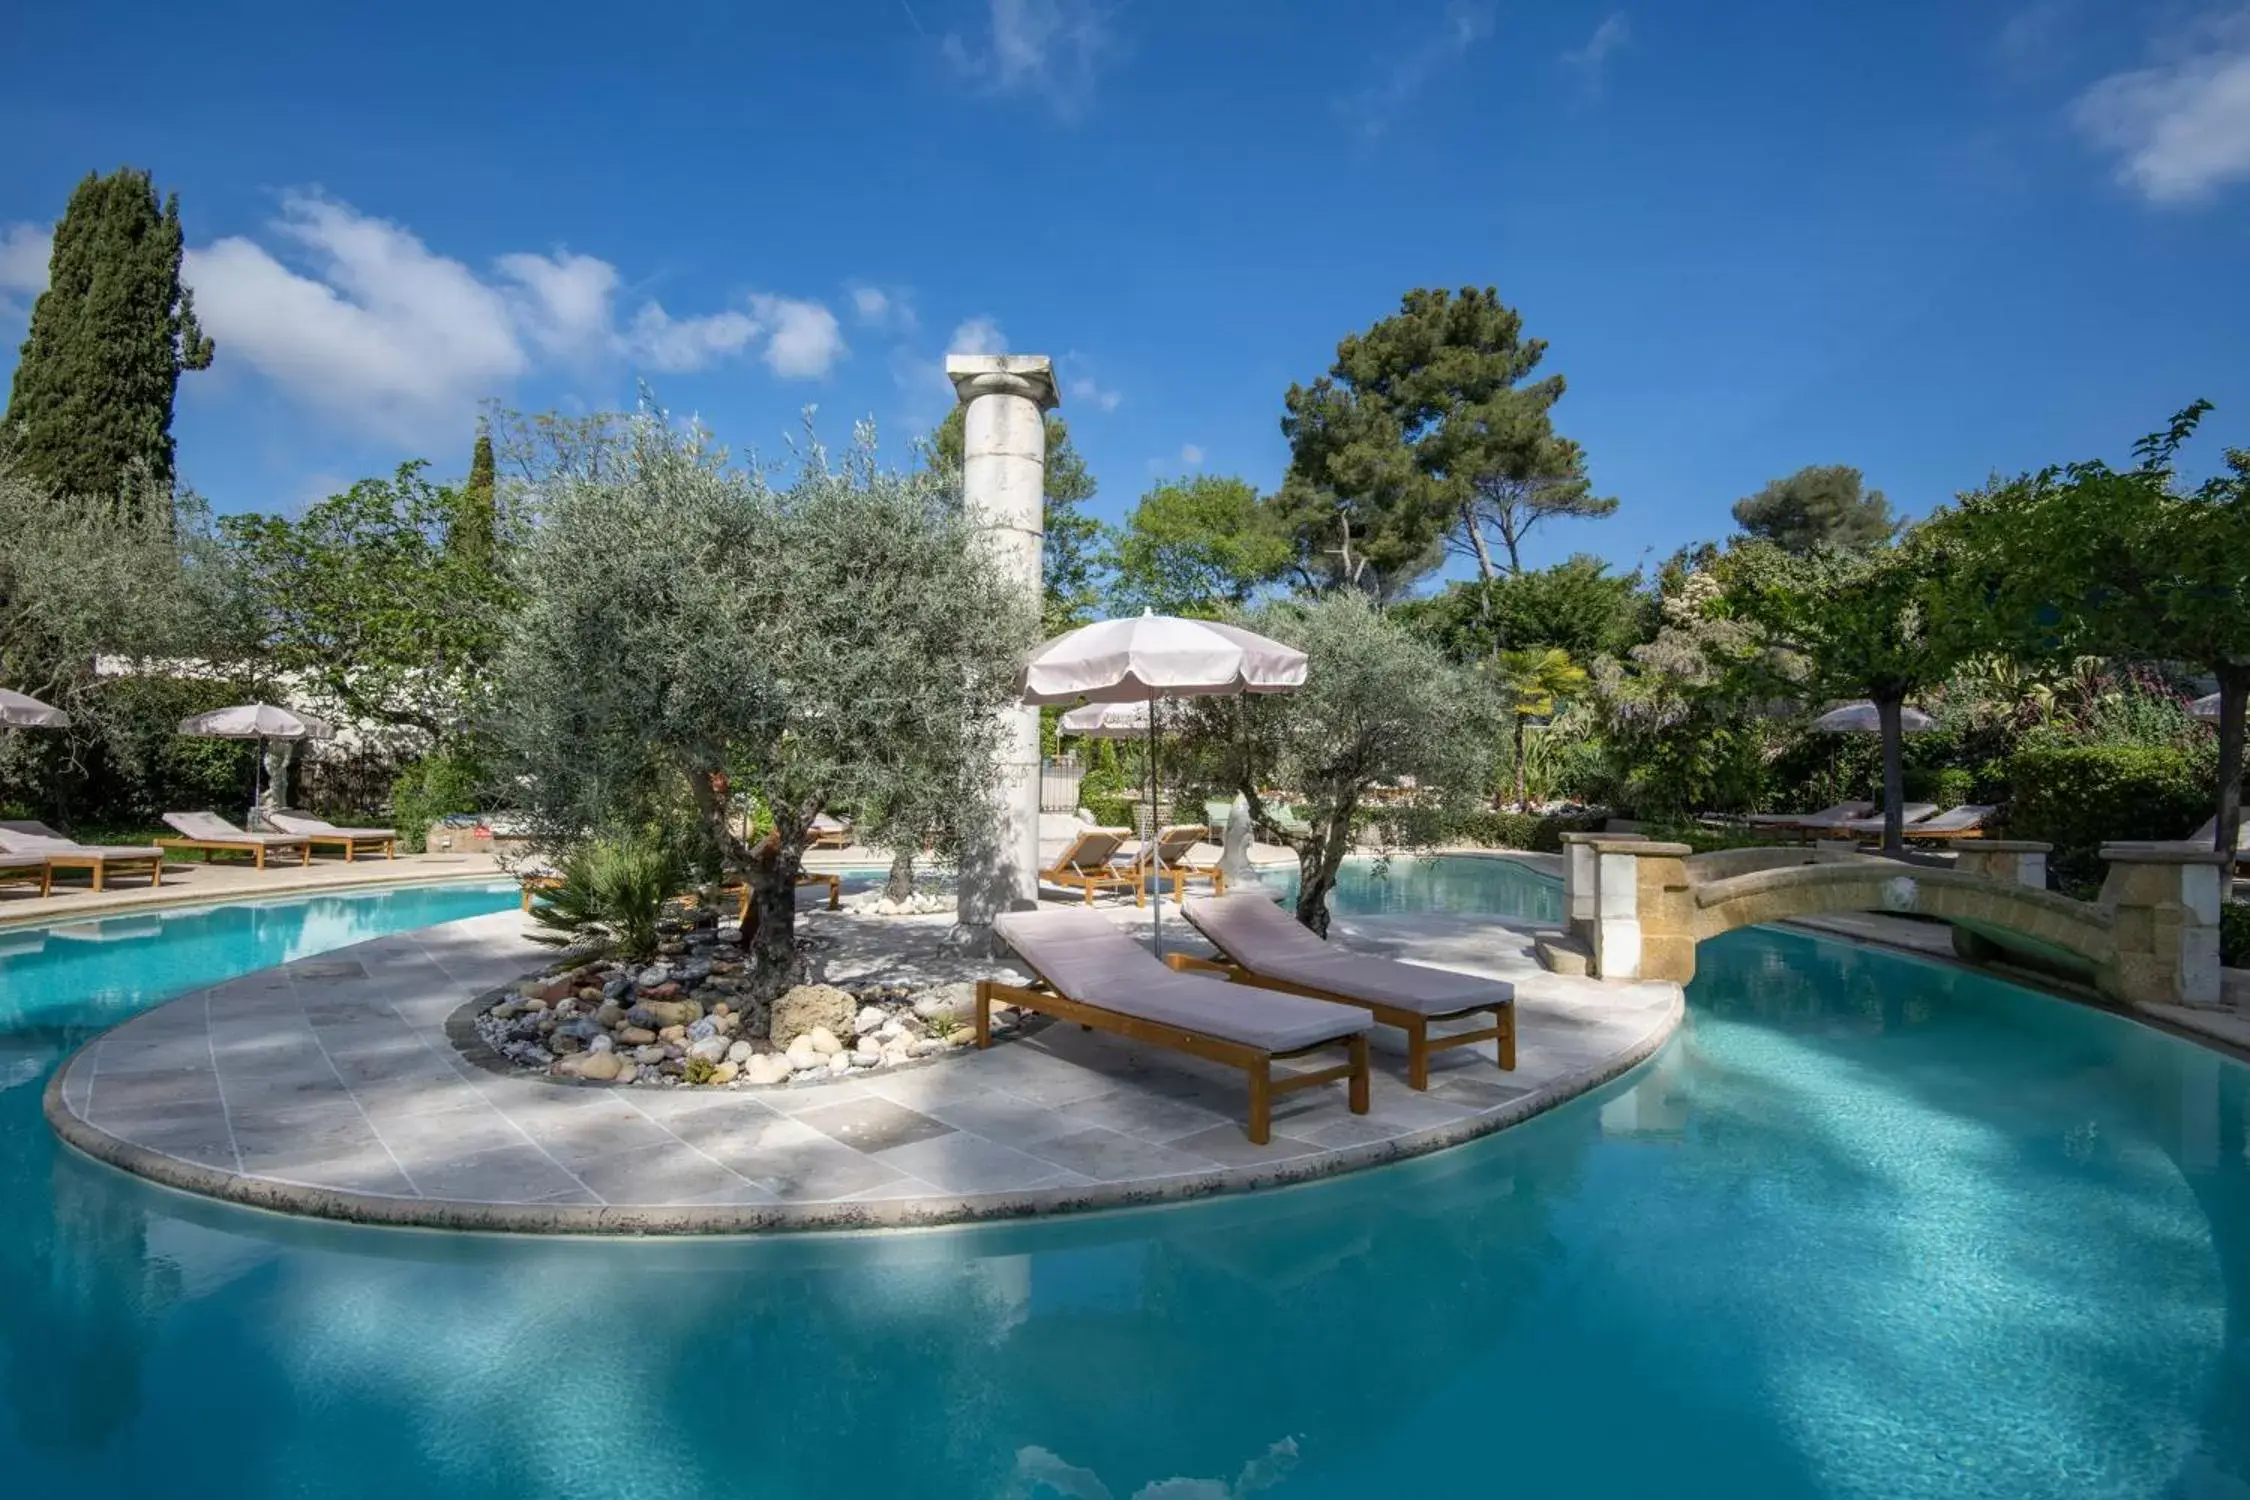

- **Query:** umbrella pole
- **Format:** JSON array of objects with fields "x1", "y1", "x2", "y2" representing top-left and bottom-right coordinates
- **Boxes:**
[
  {"x1": 1149, "y1": 697, "x2": 1161, "y2": 956},
  {"x1": 251, "y1": 735, "x2": 264, "y2": 827}
]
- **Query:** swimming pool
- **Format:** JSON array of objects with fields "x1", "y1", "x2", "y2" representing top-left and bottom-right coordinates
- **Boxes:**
[{"x1": 1, "y1": 864, "x2": 2244, "y2": 1497}]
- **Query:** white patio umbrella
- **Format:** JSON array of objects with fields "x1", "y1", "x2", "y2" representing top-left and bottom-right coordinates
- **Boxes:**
[
  {"x1": 2191, "y1": 692, "x2": 2220, "y2": 722},
  {"x1": 1057, "y1": 700, "x2": 1152, "y2": 738},
  {"x1": 1025, "y1": 612, "x2": 1307, "y2": 951},
  {"x1": 0, "y1": 688, "x2": 71, "y2": 730},
  {"x1": 1811, "y1": 701, "x2": 1936, "y2": 734},
  {"x1": 176, "y1": 704, "x2": 336, "y2": 823}
]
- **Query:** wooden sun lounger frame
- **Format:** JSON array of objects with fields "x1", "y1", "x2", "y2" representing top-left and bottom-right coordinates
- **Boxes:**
[
  {"x1": 1167, "y1": 950, "x2": 1516, "y2": 1091},
  {"x1": 39, "y1": 849, "x2": 165, "y2": 891},
  {"x1": 154, "y1": 836, "x2": 310, "y2": 869},
  {"x1": 294, "y1": 830, "x2": 398, "y2": 861},
  {"x1": 1040, "y1": 832, "x2": 1140, "y2": 906},
  {"x1": 976, "y1": 967, "x2": 1369, "y2": 1144},
  {"x1": 0, "y1": 861, "x2": 52, "y2": 898}
]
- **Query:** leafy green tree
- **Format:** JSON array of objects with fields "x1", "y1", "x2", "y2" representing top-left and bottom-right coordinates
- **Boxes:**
[
  {"x1": 496, "y1": 414, "x2": 1035, "y2": 1002},
  {"x1": 929, "y1": 405, "x2": 1103, "y2": 634},
  {"x1": 449, "y1": 424, "x2": 499, "y2": 571},
  {"x1": 1731, "y1": 465, "x2": 1895, "y2": 554},
  {"x1": 1401, "y1": 555, "x2": 1651, "y2": 664},
  {"x1": 1490, "y1": 647, "x2": 1589, "y2": 811},
  {"x1": 1178, "y1": 593, "x2": 1498, "y2": 933},
  {"x1": 1716, "y1": 534, "x2": 1973, "y2": 853},
  {"x1": 1938, "y1": 402, "x2": 2250, "y2": 859},
  {"x1": 1279, "y1": 287, "x2": 1601, "y2": 597},
  {"x1": 0, "y1": 169, "x2": 213, "y2": 518},
  {"x1": 1107, "y1": 474, "x2": 1292, "y2": 616},
  {"x1": 221, "y1": 463, "x2": 519, "y2": 745}
]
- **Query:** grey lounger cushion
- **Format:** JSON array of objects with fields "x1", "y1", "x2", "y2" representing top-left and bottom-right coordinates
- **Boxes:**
[
  {"x1": 162, "y1": 812, "x2": 307, "y2": 846},
  {"x1": 0, "y1": 822, "x2": 162, "y2": 859},
  {"x1": 1183, "y1": 893, "x2": 1515, "y2": 1019},
  {"x1": 994, "y1": 907, "x2": 1371, "y2": 1054},
  {"x1": 268, "y1": 812, "x2": 394, "y2": 839}
]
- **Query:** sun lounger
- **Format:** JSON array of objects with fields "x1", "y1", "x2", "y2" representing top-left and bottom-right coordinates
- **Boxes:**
[
  {"x1": 986, "y1": 906, "x2": 1372, "y2": 1143},
  {"x1": 1889, "y1": 804, "x2": 1996, "y2": 842},
  {"x1": 0, "y1": 852, "x2": 50, "y2": 898},
  {"x1": 1745, "y1": 801, "x2": 1873, "y2": 831},
  {"x1": 1114, "y1": 823, "x2": 1220, "y2": 904},
  {"x1": 1182, "y1": 892, "x2": 1516, "y2": 1090},
  {"x1": 1836, "y1": 804, "x2": 1940, "y2": 836},
  {"x1": 726, "y1": 869, "x2": 842, "y2": 924},
  {"x1": 0, "y1": 821, "x2": 164, "y2": 891},
  {"x1": 808, "y1": 813, "x2": 853, "y2": 851},
  {"x1": 2180, "y1": 816, "x2": 2250, "y2": 851},
  {"x1": 157, "y1": 812, "x2": 312, "y2": 869},
  {"x1": 1039, "y1": 826, "x2": 1138, "y2": 904},
  {"x1": 267, "y1": 811, "x2": 397, "y2": 861}
]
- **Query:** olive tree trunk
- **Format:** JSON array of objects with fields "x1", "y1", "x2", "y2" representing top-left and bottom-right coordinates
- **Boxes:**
[
  {"x1": 885, "y1": 845, "x2": 917, "y2": 903},
  {"x1": 2215, "y1": 667, "x2": 2247, "y2": 879},
  {"x1": 1876, "y1": 693, "x2": 1907, "y2": 858}
]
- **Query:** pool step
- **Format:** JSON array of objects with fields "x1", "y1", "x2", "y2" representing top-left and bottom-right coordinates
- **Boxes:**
[{"x1": 1533, "y1": 931, "x2": 1593, "y2": 977}]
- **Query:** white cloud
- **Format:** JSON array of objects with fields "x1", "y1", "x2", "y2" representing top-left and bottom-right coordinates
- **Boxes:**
[
  {"x1": 1346, "y1": 2, "x2": 1495, "y2": 140},
  {"x1": 1562, "y1": 12, "x2": 1631, "y2": 96},
  {"x1": 941, "y1": 0, "x2": 1111, "y2": 118},
  {"x1": 176, "y1": 193, "x2": 844, "y2": 444},
  {"x1": 948, "y1": 316, "x2": 1007, "y2": 355},
  {"x1": 751, "y1": 294, "x2": 846, "y2": 378},
  {"x1": 850, "y1": 285, "x2": 891, "y2": 324},
  {"x1": 2074, "y1": 7, "x2": 2250, "y2": 203},
  {"x1": 1068, "y1": 376, "x2": 1122, "y2": 413},
  {"x1": 1993, "y1": 0, "x2": 2074, "y2": 71},
  {"x1": 1180, "y1": 443, "x2": 1205, "y2": 466},
  {"x1": 0, "y1": 222, "x2": 50, "y2": 314}
]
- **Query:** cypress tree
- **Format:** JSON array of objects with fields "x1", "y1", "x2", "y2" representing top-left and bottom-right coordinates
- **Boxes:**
[
  {"x1": 450, "y1": 425, "x2": 498, "y2": 569},
  {"x1": 0, "y1": 168, "x2": 215, "y2": 517}
]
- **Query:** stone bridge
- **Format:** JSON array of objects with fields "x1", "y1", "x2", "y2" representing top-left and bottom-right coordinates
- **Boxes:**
[{"x1": 1547, "y1": 834, "x2": 2227, "y2": 1010}]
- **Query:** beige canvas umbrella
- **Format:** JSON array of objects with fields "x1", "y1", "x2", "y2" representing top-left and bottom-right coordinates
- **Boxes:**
[
  {"x1": 1810, "y1": 701, "x2": 1935, "y2": 734},
  {"x1": 1027, "y1": 612, "x2": 1306, "y2": 950},
  {"x1": 2191, "y1": 692, "x2": 2220, "y2": 722},
  {"x1": 177, "y1": 704, "x2": 337, "y2": 823},
  {"x1": 0, "y1": 688, "x2": 71, "y2": 730}
]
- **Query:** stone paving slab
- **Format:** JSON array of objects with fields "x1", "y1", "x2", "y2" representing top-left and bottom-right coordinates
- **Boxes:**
[{"x1": 45, "y1": 904, "x2": 1683, "y2": 1234}]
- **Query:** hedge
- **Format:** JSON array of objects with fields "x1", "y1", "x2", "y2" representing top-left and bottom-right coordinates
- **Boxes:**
[
  {"x1": 2005, "y1": 743, "x2": 2215, "y2": 884},
  {"x1": 1456, "y1": 808, "x2": 1607, "y2": 852}
]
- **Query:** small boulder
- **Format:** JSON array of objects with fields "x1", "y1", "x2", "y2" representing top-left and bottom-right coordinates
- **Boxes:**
[
  {"x1": 614, "y1": 1061, "x2": 638, "y2": 1085},
  {"x1": 784, "y1": 1034, "x2": 822, "y2": 1072},
  {"x1": 658, "y1": 1025, "x2": 688, "y2": 1044},
  {"x1": 557, "y1": 1050, "x2": 623, "y2": 1082},
  {"x1": 769, "y1": 984, "x2": 858, "y2": 1049},
  {"x1": 709, "y1": 1061, "x2": 739, "y2": 1085},
  {"x1": 686, "y1": 1017, "x2": 719, "y2": 1042},
  {"x1": 852, "y1": 1036, "x2": 882, "y2": 1067},
  {"x1": 827, "y1": 1051, "x2": 853, "y2": 1075},
  {"x1": 687, "y1": 1035, "x2": 730, "y2": 1064},
  {"x1": 726, "y1": 1040, "x2": 755, "y2": 1065},
  {"x1": 806, "y1": 1026, "x2": 843, "y2": 1057},
  {"x1": 910, "y1": 1037, "x2": 951, "y2": 1058},
  {"x1": 744, "y1": 1053, "x2": 793, "y2": 1086},
  {"x1": 617, "y1": 1026, "x2": 657, "y2": 1047},
  {"x1": 637, "y1": 963, "x2": 674, "y2": 988},
  {"x1": 588, "y1": 1033, "x2": 615, "y2": 1055},
  {"x1": 911, "y1": 984, "x2": 978, "y2": 1023},
  {"x1": 633, "y1": 1044, "x2": 666, "y2": 1066},
  {"x1": 593, "y1": 1001, "x2": 625, "y2": 1030},
  {"x1": 854, "y1": 1005, "x2": 888, "y2": 1036}
]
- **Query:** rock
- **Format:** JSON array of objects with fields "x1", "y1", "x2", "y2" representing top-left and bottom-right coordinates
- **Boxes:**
[
  {"x1": 557, "y1": 1050, "x2": 623, "y2": 1082},
  {"x1": 489, "y1": 1000, "x2": 522, "y2": 1021},
  {"x1": 502, "y1": 1041, "x2": 552, "y2": 1067},
  {"x1": 726, "y1": 1040, "x2": 755, "y2": 1065},
  {"x1": 629, "y1": 998, "x2": 699, "y2": 1030},
  {"x1": 522, "y1": 996, "x2": 550, "y2": 1013},
  {"x1": 636, "y1": 963, "x2": 673, "y2": 989},
  {"x1": 551, "y1": 1032, "x2": 584, "y2": 1055},
  {"x1": 658, "y1": 1025, "x2": 688, "y2": 1044},
  {"x1": 709, "y1": 1061, "x2": 739, "y2": 1085},
  {"x1": 769, "y1": 983, "x2": 858, "y2": 1049},
  {"x1": 576, "y1": 986, "x2": 602, "y2": 1003},
  {"x1": 602, "y1": 974, "x2": 632, "y2": 1001},
  {"x1": 715, "y1": 1013, "x2": 740, "y2": 1035},
  {"x1": 633, "y1": 1044, "x2": 666, "y2": 1066},
  {"x1": 532, "y1": 979, "x2": 573, "y2": 1003},
  {"x1": 947, "y1": 1028, "x2": 974, "y2": 1047},
  {"x1": 614, "y1": 1061, "x2": 638, "y2": 1085},
  {"x1": 854, "y1": 1005, "x2": 888, "y2": 1036},
  {"x1": 853, "y1": 1036, "x2": 882, "y2": 1066},
  {"x1": 827, "y1": 1051, "x2": 853, "y2": 1076},
  {"x1": 617, "y1": 1026, "x2": 657, "y2": 1047},
  {"x1": 679, "y1": 958, "x2": 714, "y2": 986},
  {"x1": 912, "y1": 983, "x2": 978, "y2": 1023},
  {"x1": 687, "y1": 1035, "x2": 730, "y2": 1064},
  {"x1": 659, "y1": 939, "x2": 686, "y2": 956},
  {"x1": 588, "y1": 1033, "x2": 615, "y2": 1055},
  {"x1": 744, "y1": 1053, "x2": 792, "y2": 1086},
  {"x1": 806, "y1": 1026, "x2": 843, "y2": 1057},
  {"x1": 877, "y1": 1018, "x2": 905, "y2": 1042},
  {"x1": 555, "y1": 1016, "x2": 604, "y2": 1044},
  {"x1": 687, "y1": 1017, "x2": 718, "y2": 1042},
  {"x1": 881, "y1": 1042, "x2": 913, "y2": 1066},
  {"x1": 643, "y1": 981, "x2": 683, "y2": 1001},
  {"x1": 593, "y1": 1001, "x2": 625, "y2": 1030},
  {"x1": 711, "y1": 1001, "x2": 731, "y2": 1018},
  {"x1": 909, "y1": 1037, "x2": 950, "y2": 1058},
  {"x1": 624, "y1": 1004, "x2": 662, "y2": 1030},
  {"x1": 784, "y1": 1034, "x2": 822, "y2": 1071}
]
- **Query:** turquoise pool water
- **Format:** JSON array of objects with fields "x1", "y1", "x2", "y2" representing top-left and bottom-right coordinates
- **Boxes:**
[{"x1": 1, "y1": 864, "x2": 2245, "y2": 1498}]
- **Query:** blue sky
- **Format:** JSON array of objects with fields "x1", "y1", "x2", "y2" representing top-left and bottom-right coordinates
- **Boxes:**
[{"x1": 2, "y1": 0, "x2": 2247, "y2": 579}]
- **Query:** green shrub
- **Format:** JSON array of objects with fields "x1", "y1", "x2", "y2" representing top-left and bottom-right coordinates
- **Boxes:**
[
  {"x1": 1456, "y1": 808, "x2": 1607, "y2": 852},
  {"x1": 2005, "y1": 743, "x2": 2215, "y2": 884},
  {"x1": 389, "y1": 752, "x2": 487, "y2": 852},
  {"x1": 1903, "y1": 766, "x2": 1977, "y2": 809},
  {"x1": 526, "y1": 833, "x2": 682, "y2": 961},
  {"x1": 2224, "y1": 902, "x2": 2250, "y2": 970}
]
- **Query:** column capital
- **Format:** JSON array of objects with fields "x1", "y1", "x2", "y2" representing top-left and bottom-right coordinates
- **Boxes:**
[{"x1": 947, "y1": 354, "x2": 1060, "y2": 410}]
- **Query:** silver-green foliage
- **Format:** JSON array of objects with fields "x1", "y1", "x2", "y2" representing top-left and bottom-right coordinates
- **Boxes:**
[
  {"x1": 1185, "y1": 592, "x2": 1499, "y2": 933},
  {"x1": 493, "y1": 411, "x2": 1035, "y2": 987}
]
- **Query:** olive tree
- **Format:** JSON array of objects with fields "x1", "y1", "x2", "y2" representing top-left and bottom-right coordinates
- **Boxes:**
[
  {"x1": 1179, "y1": 592, "x2": 1498, "y2": 933},
  {"x1": 492, "y1": 413, "x2": 1034, "y2": 1005}
]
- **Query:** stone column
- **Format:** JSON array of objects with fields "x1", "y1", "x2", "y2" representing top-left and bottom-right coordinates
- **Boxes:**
[
  {"x1": 1580, "y1": 838, "x2": 1695, "y2": 984},
  {"x1": 947, "y1": 355, "x2": 1058, "y2": 947},
  {"x1": 1561, "y1": 830, "x2": 1642, "y2": 947},
  {"x1": 2098, "y1": 843, "x2": 2227, "y2": 1009},
  {"x1": 1952, "y1": 840, "x2": 2052, "y2": 891}
]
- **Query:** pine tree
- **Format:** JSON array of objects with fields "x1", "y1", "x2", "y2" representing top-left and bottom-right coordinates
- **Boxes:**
[
  {"x1": 1, "y1": 169, "x2": 214, "y2": 518},
  {"x1": 450, "y1": 425, "x2": 499, "y2": 569}
]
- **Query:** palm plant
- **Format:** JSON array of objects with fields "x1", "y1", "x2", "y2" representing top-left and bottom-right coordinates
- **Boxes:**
[
  {"x1": 526, "y1": 833, "x2": 681, "y2": 961},
  {"x1": 1491, "y1": 647, "x2": 1589, "y2": 812}
]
